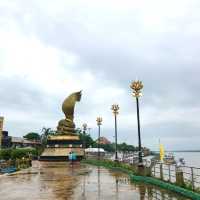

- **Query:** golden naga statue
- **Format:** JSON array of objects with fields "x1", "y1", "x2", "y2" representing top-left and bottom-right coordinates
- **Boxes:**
[{"x1": 57, "y1": 91, "x2": 82, "y2": 135}]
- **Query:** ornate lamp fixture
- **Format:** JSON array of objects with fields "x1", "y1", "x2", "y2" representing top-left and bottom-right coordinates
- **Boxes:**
[
  {"x1": 82, "y1": 123, "x2": 87, "y2": 131},
  {"x1": 96, "y1": 117, "x2": 103, "y2": 126},
  {"x1": 130, "y1": 80, "x2": 143, "y2": 98},
  {"x1": 111, "y1": 104, "x2": 119, "y2": 115}
]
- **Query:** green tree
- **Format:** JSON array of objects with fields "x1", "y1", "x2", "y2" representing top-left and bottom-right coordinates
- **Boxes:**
[
  {"x1": 76, "y1": 128, "x2": 96, "y2": 148},
  {"x1": 11, "y1": 148, "x2": 38, "y2": 159},
  {"x1": 0, "y1": 149, "x2": 12, "y2": 160},
  {"x1": 118, "y1": 142, "x2": 136, "y2": 153},
  {"x1": 23, "y1": 132, "x2": 40, "y2": 141},
  {"x1": 79, "y1": 132, "x2": 95, "y2": 148},
  {"x1": 100, "y1": 144, "x2": 115, "y2": 152}
]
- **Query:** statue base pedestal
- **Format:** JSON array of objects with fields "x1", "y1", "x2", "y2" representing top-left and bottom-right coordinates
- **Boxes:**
[{"x1": 40, "y1": 135, "x2": 84, "y2": 161}]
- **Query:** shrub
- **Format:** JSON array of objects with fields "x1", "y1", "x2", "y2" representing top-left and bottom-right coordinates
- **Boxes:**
[
  {"x1": 11, "y1": 148, "x2": 38, "y2": 159},
  {"x1": 0, "y1": 148, "x2": 38, "y2": 160},
  {"x1": 0, "y1": 149, "x2": 12, "y2": 160}
]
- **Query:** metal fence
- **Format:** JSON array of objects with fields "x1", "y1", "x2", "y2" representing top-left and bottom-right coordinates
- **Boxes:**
[
  {"x1": 152, "y1": 163, "x2": 176, "y2": 183},
  {"x1": 144, "y1": 188, "x2": 180, "y2": 200},
  {"x1": 180, "y1": 165, "x2": 200, "y2": 190},
  {"x1": 151, "y1": 162, "x2": 200, "y2": 191},
  {"x1": 117, "y1": 177, "x2": 183, "y2": 200}
]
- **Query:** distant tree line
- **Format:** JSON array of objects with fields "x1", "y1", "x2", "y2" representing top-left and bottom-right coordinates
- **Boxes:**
[
  {"x1": 22, "y1": 127, "x2": 149, "y2": 153},
  {"x1": 77, "y1": 129, "x2": 149, "y2": 153}
]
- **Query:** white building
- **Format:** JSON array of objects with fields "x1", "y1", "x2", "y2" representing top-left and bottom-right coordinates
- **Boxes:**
[{"x1": 85, "y1": 148, "x2": 105, "y2": 158}]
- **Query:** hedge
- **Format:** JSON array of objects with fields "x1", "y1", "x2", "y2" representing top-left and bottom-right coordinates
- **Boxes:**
[{"x1": 0, "y1": 148, "x2": 38, "y2": 160}]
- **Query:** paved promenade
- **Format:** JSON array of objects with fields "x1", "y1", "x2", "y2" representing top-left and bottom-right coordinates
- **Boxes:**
[{"x1": 0, "y1": 161, "x2": 189, "y2": 200}]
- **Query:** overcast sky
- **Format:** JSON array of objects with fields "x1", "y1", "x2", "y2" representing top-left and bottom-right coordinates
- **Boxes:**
[{"x1": 0, "y1": 0, "x2": 200, "y2": 150}]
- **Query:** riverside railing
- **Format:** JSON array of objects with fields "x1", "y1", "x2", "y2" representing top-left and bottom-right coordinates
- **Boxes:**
[
  {"x1": 151, "y1": 162, "x2": 200, "y2": 192},
  {"x1": 144, "y1": 188, "x2": 180, "y2": 200},
  {"x1": 117, "y1": 177, "x2": 186, "y2": 200}
]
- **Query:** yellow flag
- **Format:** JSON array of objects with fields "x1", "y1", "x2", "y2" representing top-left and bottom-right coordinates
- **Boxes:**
[{"x1": 159, "y1": 144, "x2": 165, "y2": 162}]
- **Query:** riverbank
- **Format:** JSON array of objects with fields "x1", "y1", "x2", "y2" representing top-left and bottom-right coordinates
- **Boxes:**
[{"x1": 82, "y1": 159, "x2": 200, "y2": 200}]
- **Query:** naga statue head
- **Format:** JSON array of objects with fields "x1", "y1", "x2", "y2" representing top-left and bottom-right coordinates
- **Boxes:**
[
  {"x1": 74, "y1": 90, "x2": 82, "y2": 102},
  {"x1": 61, "y1": 90, "x2": 82, "y2": 124}
]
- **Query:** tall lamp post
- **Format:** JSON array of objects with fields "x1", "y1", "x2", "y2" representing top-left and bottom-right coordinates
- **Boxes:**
[
  {"x1": 130, "y1": 80, "x2": 143, "y2": 166},
  {"x1": 82, "y1": 123, "x2": 87, "y2": 157},
  {"x1": 111, "y1": 104, "x2": 120, "y2": 161},
  {"x1": 96, "y1": 117, "x2": 103, "y2": 160}
]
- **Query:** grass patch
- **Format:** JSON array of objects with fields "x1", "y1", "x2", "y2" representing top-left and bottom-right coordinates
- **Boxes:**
[{"x1": 81, "y1": 159, "x2": 136, "y2": 174}]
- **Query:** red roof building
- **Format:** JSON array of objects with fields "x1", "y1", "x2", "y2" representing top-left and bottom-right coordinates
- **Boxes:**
[{"x1": 96, "y1": 137, "x2": 111, "y2": 145}]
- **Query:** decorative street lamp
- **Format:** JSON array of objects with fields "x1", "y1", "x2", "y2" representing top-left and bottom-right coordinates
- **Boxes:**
[
  {"x1": 82, "y1": 123, "x2": 87, "y2": 157},
  {"x1": 96, "y1": 117, "x2": 103, "y2": 160},
  {"x1": 130, "y1": 80, "x2": 143, "y2": 166},
  {"x1": 111, "y1": 104, "x2": 120, "y2": 161}
]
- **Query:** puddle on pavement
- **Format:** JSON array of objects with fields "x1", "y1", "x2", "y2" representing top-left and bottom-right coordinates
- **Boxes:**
[{"x1": 0, "y1": 161, "x2": 190, "y2": 200}]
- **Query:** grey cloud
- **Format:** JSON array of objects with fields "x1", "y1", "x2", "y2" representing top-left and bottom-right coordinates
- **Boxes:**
[{"x1": 1, "y1": 0, "x2": 200, "y2": 149}]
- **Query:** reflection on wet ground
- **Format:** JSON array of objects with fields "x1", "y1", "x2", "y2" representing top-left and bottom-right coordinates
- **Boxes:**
[{"x1": 0, "y1": 161, "x2": 190, "y2": 200}]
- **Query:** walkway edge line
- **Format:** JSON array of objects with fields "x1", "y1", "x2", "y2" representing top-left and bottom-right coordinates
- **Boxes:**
[{"x1": 130, "y1": 175, "x2": 200, "y2": 200}]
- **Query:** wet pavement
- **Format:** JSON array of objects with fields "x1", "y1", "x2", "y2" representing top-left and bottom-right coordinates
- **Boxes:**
[{"x1": 0, "y1": 161, "x2": 190, "y2": 200}]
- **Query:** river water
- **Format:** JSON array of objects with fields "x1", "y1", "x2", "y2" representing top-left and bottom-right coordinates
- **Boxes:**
[
  {"x1": 0, "y1": 161, "x2": 190, "y2": 200},
  {"x1": 174, "y1": 152, "x2": 200, "y2": 168}
]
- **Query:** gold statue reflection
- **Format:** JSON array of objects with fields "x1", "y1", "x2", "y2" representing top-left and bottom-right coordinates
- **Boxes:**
[
  {"x1": 98, "y1": 166, "x2": 101, "y2": 200},
  {"x1": 138, "y1": 184, "x2": 146, "y2": 200},
  {"x1": 81, "y1": 175, "x2": 86, "y2": 200},
  {"x1": 115, "y1": 178, "x2": 119, "y2": 200}
]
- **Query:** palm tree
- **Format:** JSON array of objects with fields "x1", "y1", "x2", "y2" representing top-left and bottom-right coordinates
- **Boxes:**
[{"x1": 40, "y1": 127, "x2": 55, "y2": 145}]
